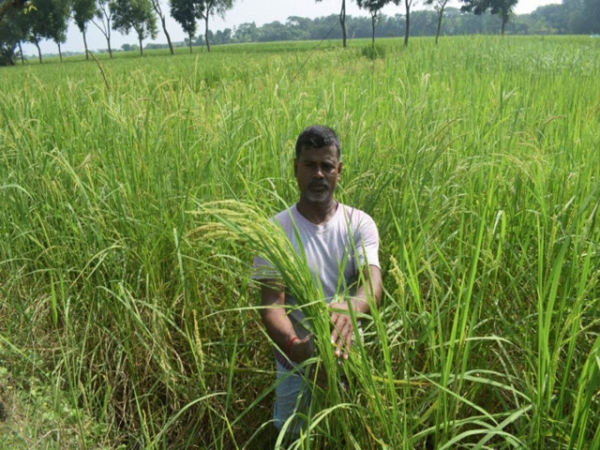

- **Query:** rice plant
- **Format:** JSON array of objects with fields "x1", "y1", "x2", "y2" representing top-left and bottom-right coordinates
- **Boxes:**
[{"x1": 0, "y1": 36, "x2": 599, "y2": 449}]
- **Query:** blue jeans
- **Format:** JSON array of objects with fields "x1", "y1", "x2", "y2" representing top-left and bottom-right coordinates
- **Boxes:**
[{"x1": 273, "y1": 360, "x2": 312, "y2": 436}]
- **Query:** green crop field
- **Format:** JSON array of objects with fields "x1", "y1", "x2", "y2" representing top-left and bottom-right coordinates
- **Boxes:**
[{"x1": 1, "y1": 36, "x2": 599, "y2": 449}]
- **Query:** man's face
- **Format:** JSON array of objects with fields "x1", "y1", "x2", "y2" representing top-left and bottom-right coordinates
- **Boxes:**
[{"x1": 294, "y1": 145, "x2": 342, "y2": 205}]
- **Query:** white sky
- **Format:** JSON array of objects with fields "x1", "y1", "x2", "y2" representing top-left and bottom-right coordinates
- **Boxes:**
[{"x1": 21, "y1": 0, "x2": 561, "y2": 56}]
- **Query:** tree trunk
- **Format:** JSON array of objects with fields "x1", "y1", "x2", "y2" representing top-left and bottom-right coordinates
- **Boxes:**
[
  {"x1": 92, "y1": 12, "x2": 113, "y2": 58},
  {"x1": 205, "y1": 15, "x2": 210, "y2": 52},
  {"x1": 101, "y1": 30, "x2": 113, "y2": 58},
  {"x1": 339, "y1": 0, "x2": 347, "y2": 48},
  {"x1": 57, "y1": 41, "x2": 62, "y2": 62},
  {"x1": 33, "y1": 38, "x2": 42, "y2": 63},
  {"x1": 104, "y1": 15, "x2": 112, "y2": 58},
  {"x1": 83, "y1": 28, "x2": 89, "y2": 60},
  {"x1": 18, "y1": 41, "x2": 24, "y2": 64},
  {"x1": 435, "y1": 8, "x2": 444, "y2": 45},
  {"x1": 371, "y1": 14, "x2": 376, "y2": 49},
  {"x1": 160, "y1": 15, "x2": 174, "y2": 55},
  {"x1": 404, "y1": 1, "x2": 410, "y2": 47},
  {"x1": 501, "y1": 16, "x2": 507, "y2": 35},
  {"x1": 139, "y1": 34, "x2": 144, "y2": 56},
  {"x1": 189, "y1": 32, "x2": 193, "y2": 53}
]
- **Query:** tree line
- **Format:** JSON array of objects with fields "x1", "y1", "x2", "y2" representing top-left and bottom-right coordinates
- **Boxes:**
[
  {"x1": 196, "y1": 3, "x2": 598, "y2": 49},
  {"x1": 351, "y1": 0, "x2": 598, "y2": 46},
  {"x1": 1, "y1": 0, "x2": 599, "y2": 65},
  {"x1": 0, "y1": 0, "x2": 234, "y2": 64}
]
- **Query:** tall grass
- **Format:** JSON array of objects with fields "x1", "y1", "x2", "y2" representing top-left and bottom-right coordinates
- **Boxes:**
[{"x1": 0, "y1": 36, "x2": 599, "y2": 448}]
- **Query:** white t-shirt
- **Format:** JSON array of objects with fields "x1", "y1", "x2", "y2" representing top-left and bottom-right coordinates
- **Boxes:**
[{"x1": 254, "y1": 202, "x2": 380, "y2": 337}]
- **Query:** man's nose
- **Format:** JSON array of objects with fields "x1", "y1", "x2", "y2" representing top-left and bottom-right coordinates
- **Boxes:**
[{"x1": 313, "y1": 165, "x2": 324, "y2": 178}]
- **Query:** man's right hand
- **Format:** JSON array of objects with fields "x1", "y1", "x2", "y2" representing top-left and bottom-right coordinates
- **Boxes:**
[
  {"x1": 288, "y1": 334, "x2": 313, "y2": 364},
  {"x1": 289, "y1": 336, "x2": 328, "y2": 388}
]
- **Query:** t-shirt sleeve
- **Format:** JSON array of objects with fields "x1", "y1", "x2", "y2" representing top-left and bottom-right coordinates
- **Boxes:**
[
  {"x1": 356, "y1": 212, "x2": 380, "y2": 269},
  {"x1": 252, "y1": 255, "x2": 280, "y2": 281},
  {"x1": 251, "y1": 212, "x2": 290, "y2": 281}
]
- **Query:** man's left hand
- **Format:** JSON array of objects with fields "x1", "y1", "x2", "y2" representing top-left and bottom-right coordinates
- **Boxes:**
[{"x1": 329, "y1": 299, "x2": 367, "y2": 359}]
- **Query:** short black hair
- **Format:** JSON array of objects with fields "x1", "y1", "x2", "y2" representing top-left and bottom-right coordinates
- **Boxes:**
[{"x1": 295, "y1": 125, "x2": 341, "y2": 159}]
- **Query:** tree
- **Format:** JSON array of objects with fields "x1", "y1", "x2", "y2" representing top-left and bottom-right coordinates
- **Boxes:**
[
  {"x1": 170, "y1": 0, "x2": 202, "y2": 53},
  {"x1": 111, "y1": 0, "x2": 157, "y2": 56},
  {"x1": 424, "y1": 0, "x2": 450, "y2": 43},
  {"x1": 339, "y1": 0, "x2": 346, "y2": 47},
  {"x1": 560, "y1": 0, "x2": 587, "y2": 33},
  {"x1": 93, "y1": 0, "x2": 114, "y2": 57},
  {"x1": 214, "y1": 27, "x2": 231, "y2": 44},
  {"x1": 357, "y1": 0, "x2": 390, "y2": 47},
  {"x1": 317, "y1": 0, "x2": 348, "y2": 47},
  {"x1": 49, "y1": 0, "x2": 70, "y2": 61},
  {"x1": 197, "y1": 0, "x2": 233, "y2": 52},
  {"x1": 0, "y1": 20, "x2": 19, "y2": 65},
  {"x1": 0, "y1": 0, "x2": 28, "y2": 19},
  {"x1": 394, "y1": 0, "x2": 414, "y2": 46},
  {"x1": 530, "y1": 4, "x2": 568, "y2": 33},
  {"x1": 259, "y1": 21, "x2": 293, "y2": 41},
  {"x1": 121, "y1": 42, "x2": 137, "y2": 50},
  {"x1": 25, "y1": 0, "x2": 70, "y2": 62},
  {"x1": 72, "y1": 0, "x2": 97, "y2": 59},
  {"x1": 0, "y1": 6, "x2": 29, "y2": 65},
  {"x1": 149, "y1": 0, "x2": 173, "y2": 54},
  {"x1": 234, "y1": 21, "x2": 260, "y2": 42},
  {"x1": 583, "y1": 0, "x2": 600, "y2": 33},
  {"x1": 285, "y1": 16, "x2": 312, "y2": 40},
  {"x1": 460, "y1": 0, "x2": 519, "y2": 35}
]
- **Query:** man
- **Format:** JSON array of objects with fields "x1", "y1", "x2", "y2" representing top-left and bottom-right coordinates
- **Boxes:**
[{"x1": 254, "y1": 125, "x2": 383, "y2": 440}]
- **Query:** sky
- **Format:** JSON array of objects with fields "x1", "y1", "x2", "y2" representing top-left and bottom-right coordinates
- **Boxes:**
[{"x1": 20, "y1": 0, "x2": 561, "y2": 56}]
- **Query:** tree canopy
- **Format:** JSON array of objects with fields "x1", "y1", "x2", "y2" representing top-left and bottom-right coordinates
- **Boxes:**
[
  {"x1": 24, "y1": 0, "x2": 70, "y2": 62},
  {"x1": 0, "y1": 0, "x2": 29, "y2": 19},
  {"x1": 93, "y1": 0, "x2": 115, "y2": 57},
  {"x1": 197, "y1": 0, "x2": 233, "y2": 52},
  {"x1": 72, "y1": 0, "x2": 97, "y2": 58},
  {"x1": 149, "y1": 0, "x2": 174, "y2": 54},
  {"x1": 110, "y1": 0, "x2": 157, "y2": 55},
  {"x1": 170, "y1": 0, "x2": 203, "y2": 52},
  {"x1": 424, "y1": 0, "x2": 452, "y2": 43},
  {"x1": 357, "y1": 0, "x2": 391, "y2": 46},
  {"x1": 460, "y1": 0, "x2": 519, "y2": 35},
  {"x1": 0, "y1": 5, "x2": 29, "y2": 64}
]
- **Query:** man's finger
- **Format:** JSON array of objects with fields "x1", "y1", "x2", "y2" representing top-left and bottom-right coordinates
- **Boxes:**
[
  {"x1": 343, "y1": 324, "x2": 353, "y2": 359},
  {"x1": 330, "y1": 316, "x2": 352, "y2": 358},
  {"x1": 330, "y1": 314, "x2": 348, "y2": 339},
  {"x1": 340, "y1": 321, "x2": 352, "y2": 358},
  {"x1": 330, "y1": 312, "x2": 342, "y2": 340}
]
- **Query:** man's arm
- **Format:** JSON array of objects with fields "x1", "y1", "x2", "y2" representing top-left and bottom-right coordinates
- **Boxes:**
[
  {"x1": 329, "y1": 264, "x2": 383, "y2": 359},
  {"x1": 259, "y1": 281, "x2": 312, "y2": 364}
]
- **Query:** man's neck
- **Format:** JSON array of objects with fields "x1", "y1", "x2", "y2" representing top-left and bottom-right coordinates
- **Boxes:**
[{"x1": 296, "y1": 199, "x2": 339, "y2": 226}]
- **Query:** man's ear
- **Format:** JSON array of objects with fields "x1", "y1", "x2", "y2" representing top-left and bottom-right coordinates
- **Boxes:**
[{"x1": 337, "y1": 162, "x2": 343, "y2": 180}]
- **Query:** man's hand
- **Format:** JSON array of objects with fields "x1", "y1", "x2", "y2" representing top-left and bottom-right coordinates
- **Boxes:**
[
  {"x1": 289, "y1": 335, "x2": 327, "y2": 388},
  {"x1": 308, "y1": 360, "x2": 328, "y2": 388},
  {"x1": 329, "y1": 266, "x2": 382, "y2": 359},
  {"x1": 329, "y1": 299, "x2": 368, "y2": 359},
  {"x1": 288, "y1": 334, "x2": 313, "y2": 364}
]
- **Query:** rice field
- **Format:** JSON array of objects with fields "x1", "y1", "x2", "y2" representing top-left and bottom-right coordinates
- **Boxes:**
[{"x1": 1, "y1": 35, "x2": 599, "y2": 449}]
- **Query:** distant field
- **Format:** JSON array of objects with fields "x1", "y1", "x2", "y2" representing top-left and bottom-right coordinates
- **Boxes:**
[
  {"x1": 1, "y1": 36, "x2": 599, "y2": 449},
  {"x1": 22, "y1": 37, "x2": 385, "y2": 63}
]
